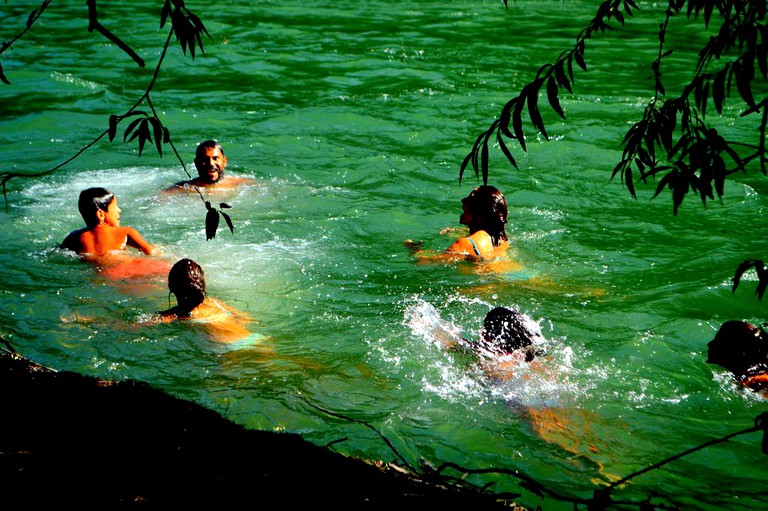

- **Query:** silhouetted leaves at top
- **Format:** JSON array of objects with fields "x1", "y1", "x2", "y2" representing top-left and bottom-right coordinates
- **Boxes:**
[
  {"x1": 162, "y1": 0, "x2": 210, "y2": 59},
  {"x1": 464, "y1": 0, "x2": 768, "y2": 225}
]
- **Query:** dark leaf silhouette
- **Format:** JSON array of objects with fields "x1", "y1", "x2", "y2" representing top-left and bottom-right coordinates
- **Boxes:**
[
  {"x1": 108, "y1": 115, "x2": 118, "y2": 142},
  {"x1": 205, "y1": 201, "x2": 219, "y2": 240},
  {"x1": 756, "y1": 412, "x2": 768, "y2": 455},
  {"x1": 732, "y1": 260, "x2": 764, "y2": 294},
  {"x1": 221, "y1": 211, "x2": 234, "y2": 234}
]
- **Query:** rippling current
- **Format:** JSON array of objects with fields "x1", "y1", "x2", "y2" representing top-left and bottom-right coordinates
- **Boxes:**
[{"x1": 2, "y1": 2, "x2": 767, "y2": 509}]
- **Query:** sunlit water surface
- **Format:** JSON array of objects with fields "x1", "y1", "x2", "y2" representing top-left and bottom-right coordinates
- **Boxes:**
[{"x1": 2, "y1": 2, "x2": 767, "y2": 509}]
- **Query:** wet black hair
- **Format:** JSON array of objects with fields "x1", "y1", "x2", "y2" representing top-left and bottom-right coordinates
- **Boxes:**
[
  {"x1": 167, "y1": 258, "x2": 206, "y2": 315},
  {"x1": 480, "y1": 306, "x2": 539, "y2": 361},
  {"x1": 195, "y1": 139, "x2": 225, "y2": 158},
  {"x1": 462, "y1": 185, "x2": 508, "y2": 246},
  {"x1": 77, "y1": 187, "x2": 115, "y2": 228}
]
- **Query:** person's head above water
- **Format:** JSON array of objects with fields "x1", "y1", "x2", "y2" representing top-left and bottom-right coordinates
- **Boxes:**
[
  {"x1": 168, "y1": 258, "x2": 206, "y2": 315},
  {"x1": 707, "y1": 320, "x2": 768, "y2": 375},
  {"x1": 480, "y1": 306, "x2": 543, "y2": 361},
  {"x1": 460, "y1": 185, "x2": 508, "y2": 246},
  {"x1": 77, "y1": 187, "x2": 116, "y2": 228},
  {"x1": 194, "y1": 140, "x2": 228, "y2": 184}
]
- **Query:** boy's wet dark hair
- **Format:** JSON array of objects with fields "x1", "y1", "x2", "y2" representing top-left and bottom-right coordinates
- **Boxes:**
[
  {"x1": 77, "y1": 187, "x2": 115, "y2": 228},
  {"x1": 168, "y1": 259, "x2": 206, "y2": 315},
  {"x1": 480, "y1": 306, "x2": 540, "y2": 361}
]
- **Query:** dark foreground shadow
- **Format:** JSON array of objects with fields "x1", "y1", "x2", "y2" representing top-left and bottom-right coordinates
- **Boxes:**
[{"x1": 0, "y1": 347, "x2": 516, "y2": 509}]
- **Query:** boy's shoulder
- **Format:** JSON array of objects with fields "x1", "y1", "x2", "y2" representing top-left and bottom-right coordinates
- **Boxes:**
[{"x1": 61, "y1": 227, "x2": 88, "y2": 251}]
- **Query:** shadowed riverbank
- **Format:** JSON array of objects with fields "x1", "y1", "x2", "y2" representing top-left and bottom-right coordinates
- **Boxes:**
[{"x1": 0, "y1": 345, "x2": 519, "y2": 509}]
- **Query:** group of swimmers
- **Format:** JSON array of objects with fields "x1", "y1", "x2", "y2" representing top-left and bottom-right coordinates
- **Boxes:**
[
  {"x1": 59, "y1": 140, "x2": 768, "y2": 392},
  {"x1": 61, "y1": 140, "x2": 253, "y2": 343}
]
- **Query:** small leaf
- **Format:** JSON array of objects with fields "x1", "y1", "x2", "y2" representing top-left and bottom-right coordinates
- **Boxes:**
[
  {"x1": 574, "y1": 43, "x2": 587, "y2": 71},
  {"x1": 108, "y1": 115, "x2": 118, "y2": 142},
  {"x1": 554, "y1": 61, "x2": 572, "y2": 93},
  {"x1": 137, "y1": 120, "x2": 151, "y2": 156},
  {"x1": 459, "y1": 151, "x2": 473, "y2": 184},
  {"x1": 26, "y1": 9, "x2": 38, "y2": 28},
  {"x1": 123, "y1": 117, "x2": 143, "y2": 142},
  {"x1": 205, "y1": 206, "x2": 219, "y2": 240},
  {"x1": 546, "y1": 76, "x2": 565, "y2": 119},
  {"x1": 149, "y1": 117, "x2": 163, "y2": 156},
  {"x1": 496, "y1": 131, "x2": 518, "y2": 170},
  {"x1": 734, "y1": 60, "x2": 756, "y2": 108},
  {"x1": 0, "y1": 62, "x2": 10, "y2": 85},
  {"x1": 733, "y1": 260, "x2": 757, "y2": 292},
  {"x1": 712, "y1": 69, "x2": 726, "y2": 114},
  {"x1": 527, "y1": 85, "x2": 548, "y2": 140},
  {"x1": 512, "y1": 100, "x2": 526, "y2": 152},
  {"x1": 624, "y1": 165, "x2": 635, "y2": 198},
  {"x1": 160, "y1": 0, "x2": 171, "y2": 28},
  {"x1": 221, "y1": 211, "x2": 234, "y2": 234}
]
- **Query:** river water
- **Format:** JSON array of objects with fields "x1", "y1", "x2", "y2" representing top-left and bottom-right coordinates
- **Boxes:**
[{"x1": 1, "y1": 1, "x2": 767, "y2": 509}]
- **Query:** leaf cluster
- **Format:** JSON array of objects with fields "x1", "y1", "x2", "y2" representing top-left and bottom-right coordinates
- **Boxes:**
[
  {"x1": 465, "y1": 0, "x2": 768, "y2": 213},
  {"x1": 205, "y1": 201, "x2": 234, "y2": 240},
  {"x1": 111, "y1": 112, "x2": 170, "y2": 157},
  {"x1": 462, "y1": 0, "x2": 640, "y2": 185},
  {"x1": 466, "y1": 0, "x2": 768, "y2": 301},
  {"x1": 0, "y1": 0, "x2": 228, "y2": 240},
  {"x1": 161, "y1": 0, "x2": 210, "y2": 59}
]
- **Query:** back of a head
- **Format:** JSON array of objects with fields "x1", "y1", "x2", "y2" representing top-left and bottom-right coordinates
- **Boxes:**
[
  {"x1": 77, "y1": 187, "x2": 114, "y2": 227},
  {"x1": 168, "y1": 258, "x2": 206, "y2": 311},
  {"x1": 481, "y1": 306, "x2": 540, "y2": 357},
  {"x1": 707, "y1": 320, "x2": 768, "y2": 374},
  {"x1": 465, "y1": 185, "x2": 509, "y2": 244}
]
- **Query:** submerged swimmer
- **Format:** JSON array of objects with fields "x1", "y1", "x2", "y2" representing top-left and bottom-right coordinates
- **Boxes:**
[
  {"x1": 410, "y1": 302, "x2": 620, "y2": 484},
  {"x1": 707, "y1": 320, "x2": 768, "y2": 393},
  {"x1": 158, "y1": 258, "x2": 252, "y2": 344},
  {"x1": 406, "y1": 185, "x2": 518, "y2": 269}
]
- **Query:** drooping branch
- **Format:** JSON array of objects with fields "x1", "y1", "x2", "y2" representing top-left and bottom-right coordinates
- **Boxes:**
[
  {"x1": 467, "y1": 1, "x2": 768, "y2": 214},
  {"x1": 461, "y1": 0, "x2": 639, "y2": 185},
  {"x1": 0, "y1": 0, "x2": 53, "y2": 84},
  {"x1": 0, "y1": 1, "x2": 229, "y2": 236},
  {"x1": 86, "y1": 0, "x2": 145, "y2": 67}
]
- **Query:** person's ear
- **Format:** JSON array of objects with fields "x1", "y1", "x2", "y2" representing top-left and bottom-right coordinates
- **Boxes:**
[
  {"x1": 96, "y1": 209, "x2": 106, "y2": 224},
  {"x1": 221, "y1": 154, "x2": 228, "y2": 168}
]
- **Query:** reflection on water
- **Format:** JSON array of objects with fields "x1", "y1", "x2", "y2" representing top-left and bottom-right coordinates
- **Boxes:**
[{"x1": 2, "y1": 1, "x2": 768, "y2": 509}]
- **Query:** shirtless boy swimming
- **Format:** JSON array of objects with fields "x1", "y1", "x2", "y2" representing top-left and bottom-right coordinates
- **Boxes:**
[{"x1": 62, "y1": 187, "x2": 157, "y2": 257}]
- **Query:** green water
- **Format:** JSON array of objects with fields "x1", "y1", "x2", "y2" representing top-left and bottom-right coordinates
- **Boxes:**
[{"x1": 2, "y1": 1, "x2": 767, "y2": 509}]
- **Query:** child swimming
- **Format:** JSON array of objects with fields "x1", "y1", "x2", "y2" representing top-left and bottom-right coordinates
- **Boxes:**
[
  {"x1": 158, "y1": 258, "x2": 252, "y2": 344},
  {"x1": 61, "y1": 187, "x2": 169, "y2": 280}
]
